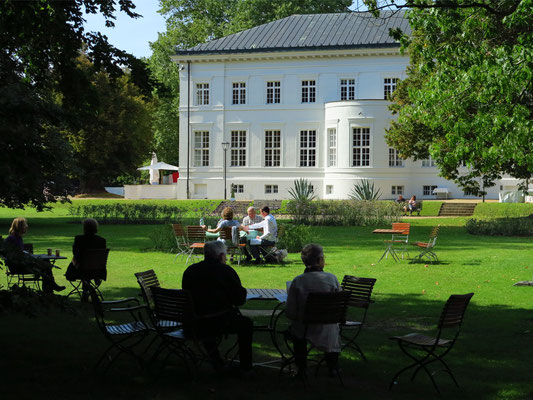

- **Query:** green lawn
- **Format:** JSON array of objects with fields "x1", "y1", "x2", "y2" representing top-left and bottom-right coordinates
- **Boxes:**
[{"x1": 1, "y1": 203, "x2": 532, "y2": 400}]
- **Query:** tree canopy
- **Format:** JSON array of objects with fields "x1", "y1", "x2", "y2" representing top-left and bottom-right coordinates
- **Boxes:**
[
  {"x1": 367, "y1": 0, "x2": 533, "y2": 194},
  {"x1": 0, "y1": 0, "x2": 154, "y2": 208}
]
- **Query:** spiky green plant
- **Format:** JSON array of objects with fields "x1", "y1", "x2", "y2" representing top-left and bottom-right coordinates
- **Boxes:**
[
  {"x1": 288, "y1": 178, "x2": 316, "y2": 201},
  {"x1": 349, "y1": 180, "x2": 382, "y2": 200}
]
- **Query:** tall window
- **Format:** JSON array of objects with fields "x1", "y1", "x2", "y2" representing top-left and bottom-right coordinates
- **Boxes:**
[
  {"x1": 265, "y1": 185, "x2": 279, "y2": 194},
  {"x1": 193, "y1": 131, "x2": 209, "y2": 167},
  {"x1": 230, "y1": 130, "x2": 246, "y2": 167},
  {"x1": 232, "y1": 82, "x2": 246, "y2": 104},
  {"x1": 266, "y1": 81, "x2": 281, "y2": 104},
  {"x1": 299, "y1": 130, "x2": 316, "y2": 167},
  {"x1": 328, "y1": 128, "x2": 337, "y2": 167},
  {"x1": 388, "y1": 148, "x2": 404, "y2": 167},
  {"x1": 423, "y1": 185, "x2": 438, "y2": 196},
  {"x1": 340, "y1": 79, "x2": 355, "y2": 100},
  {"x1": 196, "y1": 83, "x2": 209, "y2": 105},
  {"x1": 352, "y1": 127, "x2": 371, "y2": 167},
  {"x1": 384, "y1": 78, "x2": 398, "y2": 99},
  {"x1": 391, "y1": 185, "x2": 404, "y2": 195},
  {"x1": 301, "y1": 80, "x2": 316, "y2": 103},
  {"x1": 422, "y1": 157, "x2": 436, "y2": 167},
  {"x1": 265, "y1": 130, "x2": 281, "y2": 167}
]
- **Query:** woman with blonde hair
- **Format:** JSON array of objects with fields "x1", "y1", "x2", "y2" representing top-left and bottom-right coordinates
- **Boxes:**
[{"x1": 4, "y1": 217, "x2": 65, "y2": 293}]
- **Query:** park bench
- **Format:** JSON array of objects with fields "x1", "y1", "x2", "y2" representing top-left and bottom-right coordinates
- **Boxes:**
[{"x1": 407, "y1": 200, "x2": 423, "y2": 216}]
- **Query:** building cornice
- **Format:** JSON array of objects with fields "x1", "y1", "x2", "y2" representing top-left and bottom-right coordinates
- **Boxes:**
[{"x1": 171, "y1": 46, "x2": 402, "y2": 64}]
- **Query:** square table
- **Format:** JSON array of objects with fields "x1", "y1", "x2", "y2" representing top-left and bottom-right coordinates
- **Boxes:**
[{"x1": 372, "y1": 229, "x2": 404, "y2": 262}]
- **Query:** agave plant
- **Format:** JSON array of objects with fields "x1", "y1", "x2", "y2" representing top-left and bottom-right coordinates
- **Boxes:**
[
  {"x1": 288, "y1": 178, "x2": 316, "y2": 201},
  {"x1": 349, "y1": 180, "x2": 382, "y2": 201}
]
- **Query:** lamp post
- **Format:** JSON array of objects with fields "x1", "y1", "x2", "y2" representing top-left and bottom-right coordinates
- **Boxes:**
[{"x1": 222, "y1": 141, "x2": 229, "y2": 200}]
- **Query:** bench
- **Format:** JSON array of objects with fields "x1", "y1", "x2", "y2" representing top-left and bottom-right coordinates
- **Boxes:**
[{"x1": 405, "y1": 200, "x2": 423, "y2": 216}]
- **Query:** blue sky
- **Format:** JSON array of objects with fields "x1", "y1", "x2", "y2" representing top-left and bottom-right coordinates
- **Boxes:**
[{"x1": 83, "y1": 1, "x2": 166, "y2": 59}]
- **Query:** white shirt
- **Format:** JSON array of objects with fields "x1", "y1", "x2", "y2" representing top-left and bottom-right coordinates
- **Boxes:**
[
  {"x1": 248, "y1": 214, "x2": 277, "y2": 241},
  {"x1": 242, "y1": 214, "x2": 263, "y2": 226}
]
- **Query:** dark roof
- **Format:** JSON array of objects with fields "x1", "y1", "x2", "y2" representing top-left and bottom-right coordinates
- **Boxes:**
[{"x1": 175, "y1": 12, "x2": 410, "y2": 56}]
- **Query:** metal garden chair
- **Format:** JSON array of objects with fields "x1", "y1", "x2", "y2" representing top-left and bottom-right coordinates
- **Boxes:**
[
  {"x1": 219, "y1": 227, "x2": 246, "y2": 265},
  {"x1": 87, "y1": 285, "x2": 150, "y2": 372},
  {"x1": 66, "y1": 248, "x2": 109, "y2": 300},
  {"x1": 389, "y1": 292, "x2": 474, "y2": 394},
  {"x1": 411, "y1": 225, "x2": 440, "y2": 263},
  {"x1": 5, "y1": 243, "x2": 42, "y2": 290},
  {"x1": 384, "y1": 223, "x2": 410, "y2": 259},
  {"x1": 185, "y1": 226, "x2": 206, "y2": 265},
  {"x1": 340, "y1": 275, "x2": 376, "y2": 361},
  {"x1": 172, "y1": 224, "x2": 188, "y2": 261},
  {"x1": 279, "y1": 291, "x2": 351, "y2": 386}
]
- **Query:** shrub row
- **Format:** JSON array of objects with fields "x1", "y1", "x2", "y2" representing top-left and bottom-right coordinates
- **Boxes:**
[
  {"x1": 285, "y1": 200, "x2": 403, "y2": 226},
  {"x1": 465, "y1": 217, "x2": 533, "y2": 236},
  {"x1": 68, "y1": 203, "x2": 212, "y2": 224}
]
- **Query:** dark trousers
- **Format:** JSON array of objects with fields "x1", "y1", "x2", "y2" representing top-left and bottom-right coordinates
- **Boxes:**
[
  {"x1": 249, "y1": 239, "x2": 275, "y2": 260},
  {"x1": 293, "y1": 337, "x2": 339, "y2": 372},
  {"x1": 191, "y1": 312, "x2": 253, "y2": 370}
]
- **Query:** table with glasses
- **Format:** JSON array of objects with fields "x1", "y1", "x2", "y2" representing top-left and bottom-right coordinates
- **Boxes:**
[
  {"x1": 372, "y1": 229, "x2": 405, "y2": 262},
  {"x1": 31, "y1": 253, "x2": 68, "y2": 265}
]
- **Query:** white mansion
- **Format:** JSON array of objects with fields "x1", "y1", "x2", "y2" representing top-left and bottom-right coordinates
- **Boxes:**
[{"x1": 172, "y1": 12, "x2": 519, "y2": 200}]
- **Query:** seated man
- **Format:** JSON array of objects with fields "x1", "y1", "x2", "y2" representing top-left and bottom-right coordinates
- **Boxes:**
[
  {"x1": 285, "y1": 243, "x2": 341, "y2": 378},
  {"x1": 242, "y1": 206, "x2": 263, "y2": 226},
  {"x1": 182, "y1": 241, "x2": 253, "y2": 374},
  {"x1": 65, "y1": 218, "x2": 107, "y2": 301},
  {"x1": 242, "y1": 206, "x2": 277, "y2": 264}
]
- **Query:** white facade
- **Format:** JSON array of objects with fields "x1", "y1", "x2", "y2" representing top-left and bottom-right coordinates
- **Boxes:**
[{"x1": 173, "y1": 49, "x2": 518, "y2": 200}]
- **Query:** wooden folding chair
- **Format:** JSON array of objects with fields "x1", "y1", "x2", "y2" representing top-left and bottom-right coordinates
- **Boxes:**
[
  {"x1": 172, "y1": 224, "x2": 188, "y2": 262},
  {"x1": 185, "y1": 226, "x2": 205, "y2": 265},
  {"x1": 340, "y1": 275, "x2": 376, "y2": 360},
  {"x1": 411, "y1": 225, "x2": 440, "y2": 263},
  {"x1": 219, "y1": 227, "x2": 246, "y2": 265},
  {"x1": 279, "y1": 291, "x2": 351, "y2": 386},
  {"x1": 389, "y1": 292, "x2": 474, "y2": 394},
  {"x1": 66, "y1": 248, "x2": 109, "y2": 300},
  {"x1": 87, "y1": 285, "x2": 150, "y2": 372},
  {"x1": 385, "y1": 223, "x2": 410, "y2": 259}
]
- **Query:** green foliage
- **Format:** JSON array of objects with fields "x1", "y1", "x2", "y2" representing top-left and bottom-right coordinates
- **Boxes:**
[
  {"x1": 474, "y1": 203, "x2": 533, "y2": 219},
  {"x1": 148, "y1": 224, "x2": 176, "y2": 252},
  {"x1": 349, "y1": 180, "x2": 382, "y2": 201},
  {"x1": 68, "y1": 203, "x2": 212, "y2": 224},
  {"x1": 385, "y1": 1, "x2": 533, "y2": 193},
  {"x1": 288, "y1": 178, "x2": 316, "y2": 201},
  {"x1": 0, "y1": 286, "x2": 75, "y2": 317},
  {"x1": 0, "y1": 0, "x2": 155, "y2": 209},
  {"x1": 286, "y1": 200, "x2": 402, "y2": 226},
  {"x1": 276, "y1": 223, "x2": 315, "y2": 253},
  {"x1": 418, "y1": 201, "x2": 442, "y2": 217},
  {"x1": 466, "y1": 217, "x2": 533, "y2": 236}
]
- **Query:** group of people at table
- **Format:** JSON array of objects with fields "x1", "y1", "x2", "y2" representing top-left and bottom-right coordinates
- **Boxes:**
[
  {"x1": 4, "y1": 217, "x2": 106, "y2": 300},
  {"x1": 5, "y1": 213, "x2": 341, "y2": 379},
  {"x1": 201, "y1": 205, "x2": 278, "y2": 264}
]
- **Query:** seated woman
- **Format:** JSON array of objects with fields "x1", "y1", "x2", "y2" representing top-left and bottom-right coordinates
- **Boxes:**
[
  {"x1": 285, "y1": 243, "x2": 341, "y2": 378},
  {"x1": 4, "y1": 217, "x2": 65, "y2": 293},
  {"x1": 65, "y1": 218, "x2": 107, "y2": 301},
  {"x1": 202, "y1": 207, "x2": 240, "y2": 234},
  {"x1": 404, "y1": 195, "x2": 416, "y2": 214}
]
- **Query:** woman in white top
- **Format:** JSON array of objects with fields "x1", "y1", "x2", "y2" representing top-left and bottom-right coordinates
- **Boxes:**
[{"x1": 285, "y1": 243, "x2": 341, "y2": 378}]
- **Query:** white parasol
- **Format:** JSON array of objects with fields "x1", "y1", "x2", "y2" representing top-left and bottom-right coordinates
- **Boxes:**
[{"x1": 138, "y1": 155, "x2": 179, "y2": 185}]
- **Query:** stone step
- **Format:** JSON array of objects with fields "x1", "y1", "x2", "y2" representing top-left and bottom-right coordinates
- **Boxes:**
[{"x1": 438, "y1": 202, "x2": 477, "y2": 216}]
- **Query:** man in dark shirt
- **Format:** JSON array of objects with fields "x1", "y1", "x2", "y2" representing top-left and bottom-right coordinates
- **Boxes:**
[
  {"x1": 182, "y1": 240, "x2": 253, "y2": 373},
  {"x1": 65, "y1": 218, "x2": 107, "y2": 300}
]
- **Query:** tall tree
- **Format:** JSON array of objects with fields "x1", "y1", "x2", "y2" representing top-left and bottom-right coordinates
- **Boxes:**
[
  {"x1": 363, "y1": 0, "x2": 533, "y2": 194},
  {"x1": 65, "y1": 56, "x2": 154, "y2": 191},
  {"x1": 148, "y1": 0, "x2": 354, "y2": 167},
  {"x1": 0, "y1": 0, "x2": 153, "y2": 208}
]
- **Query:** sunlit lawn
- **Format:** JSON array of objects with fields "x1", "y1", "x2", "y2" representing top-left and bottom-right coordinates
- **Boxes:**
[{"x1": 0, "y1": 205, "x2": 532, "y2": 400}]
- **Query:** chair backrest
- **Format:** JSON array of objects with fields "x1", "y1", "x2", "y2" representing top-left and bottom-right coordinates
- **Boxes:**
[
  {"x1": 341, "y1": 275, "x2": 376, "y2": 308},
  {"x1": 151, "y1": 287, "x2": 194, "y2": 324},
  {"x1": 303, "y1": 291, "x2": 351, "y2": 325},
  {"x1": 23, "y1": 243, "x2": 33, "y2": 254},
  {"x1": 135, "y1": 269, "x2": 160, "y2": 305},
  {"x1": 438, "y1": 292, "x2": 474, "y2": 330},
  {"x1": 186, "y1": 226, "x2": 205, "y2": 243},
  {"x1": 172, "y1": 223, "x2": 185, "y2": 237},
  {"x1": 78, "y1": 248, "x2": 109, "y2": 280},
  {"x1": 427, "y1": 225, "x2": 440, "y2": 247},
  {"x1": 392, "y1": 223, "x2": 410, "y2": 235}
]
